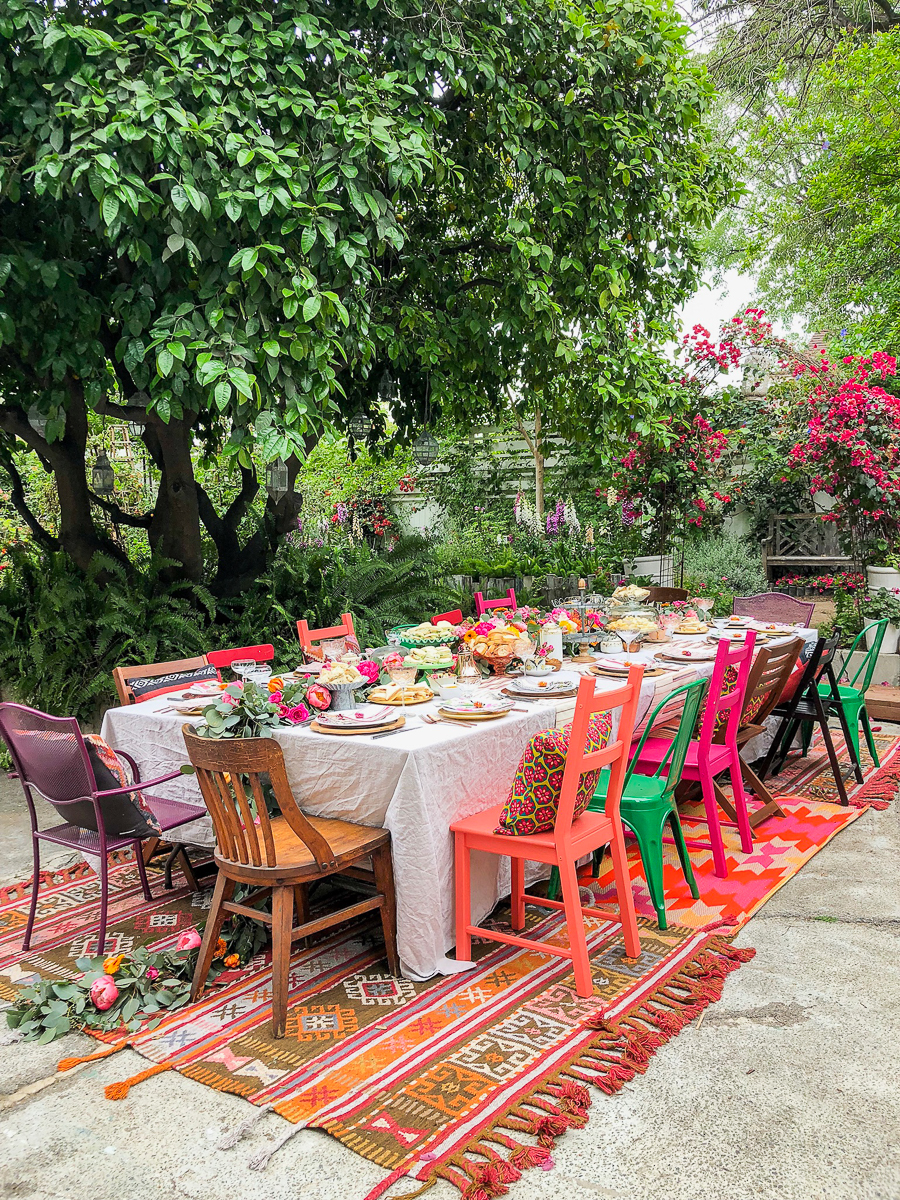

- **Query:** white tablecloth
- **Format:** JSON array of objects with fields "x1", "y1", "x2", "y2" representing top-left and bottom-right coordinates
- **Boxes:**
[{"x1": 99, "y1": 624, "x2": 814, "y2": 980}]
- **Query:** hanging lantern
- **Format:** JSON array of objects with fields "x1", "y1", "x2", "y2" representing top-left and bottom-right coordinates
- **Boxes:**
[
  {"x1": 411, "y1": 432, "x2": 438, "y2": 468},
  {"x1": 91, "y1": 451, "x2": 115, "y2": 495},
  {"x1": 27, "y1": 406, "x2": 48, "y2": 438},
  {"x1": 265, "y1": 457, "x2": 289, "y2": 503},
  {"x1": 349, "y1": 412, "x2": 373, "y2": 439}
]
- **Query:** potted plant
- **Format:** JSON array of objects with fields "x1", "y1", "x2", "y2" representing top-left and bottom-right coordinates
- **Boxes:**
[
  {"x1": 861, "y1": 588, "x2": 900, "y2": 654},
  {"x1": 866, "y1": 550, "x2": 900, "y2": 593}
]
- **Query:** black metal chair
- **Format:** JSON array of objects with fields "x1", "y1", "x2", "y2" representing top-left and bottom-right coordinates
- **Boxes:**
[{"x1": 758, "y1": 634, "x2": 860, "y2": 805}]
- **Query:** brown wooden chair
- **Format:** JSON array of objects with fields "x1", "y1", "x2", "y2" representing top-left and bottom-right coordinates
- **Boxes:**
[
  {"x1": 645, "y1": 587, "x2": 688, "y2": 603},
  {"x1": 182, "y1": 728, "x2": 399, "y2": 1038},
  {"x1": 112, "y1": 656, "x2": 214, "y2": 706},
  {"x1": 713, "y1": 636, "x2": 803, "y2": 831}
]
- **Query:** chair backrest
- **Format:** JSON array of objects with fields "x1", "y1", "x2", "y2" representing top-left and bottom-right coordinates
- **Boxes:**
[
  {"x1": 296, "y1": 612, "x2": 357, "y2": 661},
  {"x1": 840, "y1": 619, "x2": 888, "y2": 691},
  {"x1": 733, "y1": 592, "x2": 815, "y2": 626},
  {"x1": 646, "y1": 587, "x2": 688, "y2": 604},
  {"x1": 697, "y1": 632, "x2": 757, "y2": 751},
  {"x1": 431, "y1": 609, "x2": 464, "y2": 626},
  {"x1": 182, "y1": 729, "x2": 338, "y2": 872},
  {"x1": 112, "y1": 655, "x2": 211, "y2": 706},
  {"x1": 0, "y1": 702, "x2": 96, "y2": 806},
  {"x1": 555, "y1": 667, "x2": 644, "y2": 842},
  {"x1": 474, "y1": 588, "x2": 517, "y2": 617},
  {"x1": 627, "y1": 678, "x2": 710, "y2": 793},
  {"x1": 207, "y1": 644, "x2": 275, "y2": 669},
  {"x1": 735, "y1": 635, "x2": 804, "y2": 732}
]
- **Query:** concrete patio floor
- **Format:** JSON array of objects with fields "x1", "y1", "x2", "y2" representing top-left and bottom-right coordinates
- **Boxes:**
[{"x1": 1, "y1": 766, "x2": 898, "y2": 1200}]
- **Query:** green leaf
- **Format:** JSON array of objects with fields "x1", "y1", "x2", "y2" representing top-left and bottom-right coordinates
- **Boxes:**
[
  {"x1": 170, "y1": 184, "x2": 189, "y2": 213},
  {"x1": 302, "y1": 294, "x2": 321, "y2": 322},
  {"x1": 102, "y1": 195, "x2": 120, "y2": 226},
  {"x1": 300, "y1": 226, "x2": 317, "y2": 254}
]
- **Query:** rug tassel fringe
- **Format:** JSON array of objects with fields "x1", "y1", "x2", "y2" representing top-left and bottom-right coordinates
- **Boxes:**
[
  {"x1": 247, "y1": 1123, "x2": 305, "y2": 1171},
  {"x1": 362, "y1": 1167, "x2": 439, "y2": 1200},
  {"x1": 105, "y1": 1061, "x2": 172, "y2": 1099},
  {"x1": 430, "y1": 934, "x2": 754, "y2": 1199},
  {"x1": 216, "y1": 1103, "x2": 275, "y2": 1150},
  {"x1": 58, "y1": 1036, "x2": 132, "y2": 1073}
]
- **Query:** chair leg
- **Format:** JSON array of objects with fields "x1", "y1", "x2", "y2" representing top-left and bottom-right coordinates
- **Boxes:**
[
  {"x1": 22, "y1": 837, "x2": 41, "y2": 951},
  {"x1": 557, "y1": 857, "x2": 594, "y2": 998},
  {"x1": 860, "y1": 705, "x2": 880, "y2": 768},
  {"x1": 608, "y1": 826, "x2": 641, "y2": 959},
  {"x1": 134, "y1": 840, "x2": 153, "y2": 902},
  {"x1": 510, "y1": 856, "x2": 525, "y2": 931},
  {"x1": 739, "y1": 760, "x2": 785, "y2": 827},
  {"x1": 800, "y1": 720, "x2": 813, "y2": 756},
  {"x1": 668, "y1": 810, "x2": 700, "y2": 900},
  {"x1": 834, "y1": 700, "x2": 864, "y2": 783},
  {"x1": 270, "y1": 886, "x2": 294, "y2": 1039},
  {"x1": 190, "y1": 872, "x2": 234, "y2": 1003},
  {"x1": 547, "y1": 866, "x2": 561, "y2": 900},
  {"x1": 97, "y1": 852, "x2": 110, "y2": 955},
  {"x1": 454, "y1": 833, "x2": 472, "y2": 962},
  {"x1": 293, "y1": 882, "x2": 311, "y2": 926},
  {"x1": 839, "y1": 700, "x2": 863, "y2": 770},
  {"x1": 698, "y1": 762, "x2": 729, "y2": 879},
  {"x1": 728, "y1": 748, "x2": 754, "y2": 855},
  {"x1": 178, "y1": 847, "x2": 199, "y2": 892},
  {"x1": 770, "y1": 717, "x2": 801, "y2": 775},
  {"x1": 815, "y1": 700, "x2": 850, "y2": 806},
  {"x1": 371, "y1": 843, "x2": 400, "y2": 977},
  {"x1": 633, "y1": 821, "x2": 668, "y2": 930}
]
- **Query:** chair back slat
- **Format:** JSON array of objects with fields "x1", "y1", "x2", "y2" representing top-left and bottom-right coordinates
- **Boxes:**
[
  {"x1": 474, "y1": 588, "x2": 517, "y2": 617},
  {"x1": 112, "y1": 655, "x2": 211, "y2": 706},
  {"x1": 432, "y1": 609, "x2": 464, "y2": 626},
  {"x1": 646, "y1": 587, "x2": 688, "y2": 603},
  {"x1": 183, "y1": 730, "x2": 338, "y2": 872},
  {"x1": 733, "y1": 592, "x2": 815, "y2": 626},
  {"x1": 207, "y1": 644, "x2": 275, "y2": 669},
  {"x1": 554, "y1": 667, "x2": 644, "y2": 840},
  {"x1": 697, "y1": 634, "x2": 757, "y2": 750}
]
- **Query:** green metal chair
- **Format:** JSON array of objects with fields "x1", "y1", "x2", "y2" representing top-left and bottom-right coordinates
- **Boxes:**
[
  {"x1": 801, "y1": 618, "x2": 889, "y2": 769},
  {"x1": 548, "y1": 677, "x2": 710, "y2": 930}
]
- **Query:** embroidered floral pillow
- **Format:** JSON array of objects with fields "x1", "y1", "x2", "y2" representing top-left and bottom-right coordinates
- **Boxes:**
[{"x1": 495, "y1": 714, "x2": 612, "y2": 836}]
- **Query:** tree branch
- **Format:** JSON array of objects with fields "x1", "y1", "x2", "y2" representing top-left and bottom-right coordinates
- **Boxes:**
[
  {"x1": 89, "y1": 492, "x2": 154, "y2": 528},
  {"x1": 222, "y1": 465, "x2": 260, "y2": 532},
  {"x1": 0, "y1": 453, "x2": 59, "y2": 550}
]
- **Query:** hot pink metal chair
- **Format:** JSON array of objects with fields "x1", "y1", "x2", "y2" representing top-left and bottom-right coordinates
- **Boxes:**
[
  {"x1": 733, "y1": 592, "x2": 815, "y2": 626},
  {"x1": 629, "y1": 633, "x2": 757, "y2": 878},
  {"x1": 0, "y1": 703, "x2": 206, "y2": 953},
  {"x1": 207, "y1": 643, "x2": 275, "y2": 669},
  {"x1": 431, "y1": 609, "x2": 464, "y2": 626},
  {"x1": 474, "y1": 587, "x2": 517, "y2": 617},
  {"x1": 451, "y1": 668, "x2": 644, "y2": 998}
]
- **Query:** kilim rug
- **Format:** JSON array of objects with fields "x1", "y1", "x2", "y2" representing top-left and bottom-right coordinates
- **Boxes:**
[
  {"x1": 0, "y1": 858, "x2": 752, "y2": 1198},
  {"x1": 583, "y1": 726, "x2": 900, "y2": 930}
]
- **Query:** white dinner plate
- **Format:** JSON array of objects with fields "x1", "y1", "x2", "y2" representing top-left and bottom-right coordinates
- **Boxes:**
[
  {"x1": 658, "y1": 645, "x2": 718, "y2": 662},
  {"x1": 316, "y1": 706, "x2": 396, "y2": 728}
]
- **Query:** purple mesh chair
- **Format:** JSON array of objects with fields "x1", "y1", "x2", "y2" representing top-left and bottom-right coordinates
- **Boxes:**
[
  {"x1": 0, "y1": 702, "x2": 206, "y2": 953},
  {"x1": 733, "y1": 592, "x2": 816, "y2": 626}
]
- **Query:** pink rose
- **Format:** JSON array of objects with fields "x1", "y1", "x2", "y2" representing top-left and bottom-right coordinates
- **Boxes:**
[
  {"x1": 90, "y1": 974, "x2": 119, "y2": 1011},
  {"x1": 176, "y1": 928, "x2": 202, "y2": 951},
  {"x1": 357, "y1": 660, "x2": 379, "y2": 683},
  {"x1": 305, "y1": 683, "x2": 331, "y2": 711},
  {"x1": 146, "y1": 967, "x2": 159, "y2": 981},
  {"x1": 269, "y1": 690, "x2": 283, "y2": 704},
  {"x1": 278, "y1": 702, "x2": 310, "y2": 724}
]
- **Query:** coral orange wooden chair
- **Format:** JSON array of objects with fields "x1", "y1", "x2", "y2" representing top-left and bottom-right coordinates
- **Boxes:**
[
  {"x1": 296, "y1": 613, "x2": 358, "y2": 661},
  {"x1": 207, "y1": 644, "x2": 275, "y2": 670},
  {"x1": 474, "y1": 587, "x2": 517, "y2": 617},
  {"x1": 451, "y1": 668, "x2": 644, "y2": 998}
]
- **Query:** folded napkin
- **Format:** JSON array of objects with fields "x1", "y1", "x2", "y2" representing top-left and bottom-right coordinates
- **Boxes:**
[{"x1": 320, "y1": 706, "x2": 394, "y2": 725}]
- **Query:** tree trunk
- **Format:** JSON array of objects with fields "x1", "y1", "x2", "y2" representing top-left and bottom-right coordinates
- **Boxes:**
[{"x1": 146, "y1": 415, "x2": 204, "y2": 582}]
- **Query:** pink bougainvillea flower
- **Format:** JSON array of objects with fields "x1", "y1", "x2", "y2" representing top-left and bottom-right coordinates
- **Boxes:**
[
  {"x1": 90, "y1": 974, "x2": 119, "y2": 1011},
  {"x1": 176, "y1": 928, "x2": 202, "y2": 951}
]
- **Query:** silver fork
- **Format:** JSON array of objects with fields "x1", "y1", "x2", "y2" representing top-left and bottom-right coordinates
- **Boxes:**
[{"x1": 422, "y1": 713, "x2": 473, "y2": 731}]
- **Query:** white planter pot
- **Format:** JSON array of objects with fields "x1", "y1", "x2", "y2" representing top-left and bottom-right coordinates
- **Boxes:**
[
  {"x1": 866, "y1": 566, "x2": 900, "y2": 591},
  {"x1": 630, "y1": 554, "x2": 674, "y2": 586},
  {"x1": 866, "y1": 622, "x2": 900, "y2": 654}
]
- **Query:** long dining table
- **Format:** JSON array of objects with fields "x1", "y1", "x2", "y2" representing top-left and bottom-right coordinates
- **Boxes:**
[{"x1": 99, "y1": 622, "x2": 815, "y2": 980}]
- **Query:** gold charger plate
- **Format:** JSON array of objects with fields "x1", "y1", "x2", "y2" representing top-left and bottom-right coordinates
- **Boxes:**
[
  {"x1": 503, "y1": 685, "x2": 578, "y2": 699},
  {"x1": 310, "y1": 716, "x2": 405, "y2": 736},
  {"x1": 437, "y1": 706, "x2": 510, "y2": 721},
  {"x1": 368, "y1": 693, "x2": 433, "y2": 707},
  {"x1": 589, "y1": 666, "x2": 668, "y2": 678}
]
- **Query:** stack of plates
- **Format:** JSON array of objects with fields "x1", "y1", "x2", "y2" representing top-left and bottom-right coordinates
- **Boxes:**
[
  {"x1": 438, "y1": 697, "x2": 513, "y2": 721},
  {"x1": 504, "y1": 674, "x2": 579, "y2": 698}
]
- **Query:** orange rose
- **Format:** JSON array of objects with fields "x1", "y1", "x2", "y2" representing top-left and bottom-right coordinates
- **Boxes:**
[
  {"x1": 214, "y1": 938, "x2": 227, "y2": 958},
  {"x1": 268, "y1": 676, "x2": 284, "y2": 693},
  {"x1": 102, "y1": 954, "x2": 124, "y2": 975},
  {"x1": 223, "y1": 954, "x2": 240, "y2": 969}
]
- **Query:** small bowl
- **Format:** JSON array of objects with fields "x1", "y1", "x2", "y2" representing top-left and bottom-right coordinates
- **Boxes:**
[{"x1": 524, "y1": 664, "x2": 552, "y2": 677}]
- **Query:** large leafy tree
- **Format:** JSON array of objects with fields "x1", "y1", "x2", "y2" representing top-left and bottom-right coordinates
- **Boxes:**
[{"x1": 0, "y1": 0, "x2": 731, "y2": 592}]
